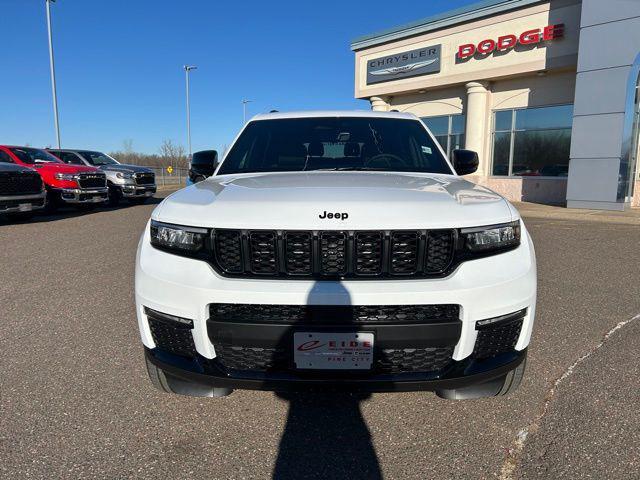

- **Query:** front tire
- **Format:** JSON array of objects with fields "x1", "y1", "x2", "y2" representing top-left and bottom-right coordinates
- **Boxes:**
[
  {"x1": 7, "y1": 211, "x2": 35, "y2": 221},
  {"x1": 144, "y1": 355, "x2": 233, "y2": 397},
  {"x1": 495, "y1": 356, "x2": 526, "y2": 396},
  {"x1": 436, "y1": 356, "x2": 527, "y2": 400},
  {"x1": 43, "y1": 191, "x2": 58, "y2": 214},
  {"x1": 107, "y1": 185, "x2": 121, "y2": 206}
]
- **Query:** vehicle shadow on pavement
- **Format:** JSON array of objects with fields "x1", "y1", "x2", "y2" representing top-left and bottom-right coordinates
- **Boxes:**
[
  {"x1": 271, "y1": 281, "x2": 383, "y2": 480},
  {"x1": 273, "y1": 392, "x2": 381, "y2": 480}
]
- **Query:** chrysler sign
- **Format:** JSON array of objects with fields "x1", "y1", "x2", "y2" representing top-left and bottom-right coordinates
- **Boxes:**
[{"x1": 366, "y1": 45, "x2": 441, "y2": 85}]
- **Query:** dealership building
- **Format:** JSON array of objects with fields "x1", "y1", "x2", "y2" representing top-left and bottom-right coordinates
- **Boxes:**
[{"x1": 351, "y1": 0, "x2": 640, "y2": 210}]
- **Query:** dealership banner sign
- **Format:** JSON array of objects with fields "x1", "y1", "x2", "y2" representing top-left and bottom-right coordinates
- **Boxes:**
[{"x1": 366, "y1": 45, "x2": 441, "y2": 85}]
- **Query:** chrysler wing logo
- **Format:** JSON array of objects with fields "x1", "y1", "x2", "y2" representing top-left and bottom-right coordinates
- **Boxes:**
[{"x1": 369, "y1": 58, "x2": 438, "y2": 76}]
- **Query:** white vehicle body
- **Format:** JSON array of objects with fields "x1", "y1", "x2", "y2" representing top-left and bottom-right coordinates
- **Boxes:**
[{"x1": 135, "y1": 111, "x2": 536, "y2": 399}]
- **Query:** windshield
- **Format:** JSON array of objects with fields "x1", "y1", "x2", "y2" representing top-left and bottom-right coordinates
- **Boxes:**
[
  {"x1": 10, "y1": 147, "x2": 62, "y2": 164},
  {"x1": 78, "y1": 151, "x2": 119, "y2": 166},
  {"x1": 217, "y1": 117, "x2": 453, "y2": 175}
]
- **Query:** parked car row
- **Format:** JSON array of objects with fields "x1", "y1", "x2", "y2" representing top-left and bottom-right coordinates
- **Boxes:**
[{"x1": 0, "y1": 145, "x2": 157, "y2": 219}]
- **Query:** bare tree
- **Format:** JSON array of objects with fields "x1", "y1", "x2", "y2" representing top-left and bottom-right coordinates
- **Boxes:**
[
  {"x1": 122, "y1": 138, "x2": 134, "y2": 153},
  {"x1": 158, "y1": 139, "x2": 187, "y2": 169}
]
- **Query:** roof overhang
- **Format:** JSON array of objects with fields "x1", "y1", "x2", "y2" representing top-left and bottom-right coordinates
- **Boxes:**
[{"x1": 351, "y1": 0, "x2": 548, "y2": 51}]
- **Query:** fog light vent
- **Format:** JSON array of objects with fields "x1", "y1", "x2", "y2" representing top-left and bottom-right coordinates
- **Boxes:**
[
  {"x1": 473, "y1": 309, "x2": 526, "y2": 359},
  {"x1": 145, "y1": 307, "x2": 196, "y2": 358}
]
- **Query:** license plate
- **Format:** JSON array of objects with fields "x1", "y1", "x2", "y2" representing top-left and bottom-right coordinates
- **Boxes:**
[
  {"x1": 18, "y1": 203, "x2": 32, "y2": 212},
  {"x1": 92, "y1": 196, "x2": 104, "y2": 203},
  {"x1": 293, "y1": 332, "x2": 374, "y2": 370},
  {"x1": 144, "y1": 191, "x2": 153, "y2": 196}
]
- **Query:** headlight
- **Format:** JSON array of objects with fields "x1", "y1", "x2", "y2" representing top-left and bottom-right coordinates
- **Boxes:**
[
  {"x1": 54, "y1": 173, "x2": 78, "y2": 181},
  {"x1": 150, "y1": 220, "x2": 208, "y2": 254},
  {"x1": 116, "y1": 172, "x2": 134, "y2": 179},
  {"x1": 461, "y1": 221, "x2": 521, "y2": 252}
]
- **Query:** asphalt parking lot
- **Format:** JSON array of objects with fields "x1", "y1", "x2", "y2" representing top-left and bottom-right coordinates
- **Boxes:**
[{"x1": 1, "y1": 192, "x2": 639, "y2": 480}]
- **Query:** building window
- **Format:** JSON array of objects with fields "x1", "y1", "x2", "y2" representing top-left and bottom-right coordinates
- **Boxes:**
[
  {"x1": 491, "y1": 104, "x2": 573, "y2": 177},
  {"x1": 421, "y1": 114, "x2": 465, "y2": 157}
]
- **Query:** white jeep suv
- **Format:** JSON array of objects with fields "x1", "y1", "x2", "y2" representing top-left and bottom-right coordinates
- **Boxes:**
[{"x1": 135, "y1": 111, "x2": 536, "y2": 400}]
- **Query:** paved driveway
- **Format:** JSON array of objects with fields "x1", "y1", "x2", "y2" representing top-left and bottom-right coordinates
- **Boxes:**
[{"x1": 1, "y1": 196, "x2": 638, "y2": 479}]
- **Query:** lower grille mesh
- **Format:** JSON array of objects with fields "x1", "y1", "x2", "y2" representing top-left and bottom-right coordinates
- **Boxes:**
[
  {"x1": 473, "y1": 319, "x2": 523, "y2": 359},
  {"x1": 148, "y1": 318, "x2": 196, "y2": 358},
  {"x1": 212, "y1": 343, "x2": 454, "y2": 374},
  {"x1": 377, "y1": 347, "x2": 454, "y2": 374},
  {"x1": 210, "y1": 303, "x2": 460, "y2": 325},
  {"x1": 214, "y1": 344, "x2": 288, "y2": 371}
]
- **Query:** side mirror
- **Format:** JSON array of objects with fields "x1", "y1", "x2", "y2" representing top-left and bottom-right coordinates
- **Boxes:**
[
  {"x1": 190, "y1": 150, "x2": 219, "y2": 179},
  {"x1": 452, "y1": 149, "x2": 479, "y2": 176}
]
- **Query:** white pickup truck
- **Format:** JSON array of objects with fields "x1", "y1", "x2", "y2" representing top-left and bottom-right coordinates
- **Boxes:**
[{"x1": 135, "y1": 111, "x2": 536, "y2": 400}]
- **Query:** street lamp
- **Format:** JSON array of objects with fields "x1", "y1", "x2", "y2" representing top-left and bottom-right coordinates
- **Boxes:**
[
  {"x1": 184, "y1": 65, "x2": 198, "y2": 159},
  {"x1": 45, "y1": 0, "x2": 61, "y2": 149},
  {"x1": 242, "y1": 99, "x2": 253, "y2": 125}
]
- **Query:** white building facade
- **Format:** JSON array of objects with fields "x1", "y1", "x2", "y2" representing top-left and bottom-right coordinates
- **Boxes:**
[{"x1": 351, "y1": 0, "x2": 640, "y2": 209}]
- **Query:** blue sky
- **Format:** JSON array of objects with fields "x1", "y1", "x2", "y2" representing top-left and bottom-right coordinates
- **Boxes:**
[{"x1": 1, "y1": 0, "x2": 475, "y2": 155}]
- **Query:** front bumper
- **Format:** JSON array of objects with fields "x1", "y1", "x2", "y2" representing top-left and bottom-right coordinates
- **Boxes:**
[
  {"x1": 119, "y1": 184, "x2": 157, "y2": 198},
  {"x1": 145, "y1": 346, "x2": 527, "y2": 393},
  {"x1": 135, "y1": 221, "x2": 537, "y2": 391},
  {"x1": 58, "y1": 187, "x2": 108, "y2": 204},
  {"x1": 0, "y1": 191, "x2": 46, "y2": 213}
]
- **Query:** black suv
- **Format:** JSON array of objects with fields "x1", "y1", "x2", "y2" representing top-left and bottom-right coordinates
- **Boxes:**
[{"x1": 0, "y1": 160, "x2": 46, "y2": 219}]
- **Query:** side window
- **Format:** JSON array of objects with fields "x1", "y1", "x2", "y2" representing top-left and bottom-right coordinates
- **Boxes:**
[
  {"x1": 60, "y1": 152, "x2": 84, "y2": 165},
  {"x1": 0, "y1": 150, "x2": 13, "y2": 163}
]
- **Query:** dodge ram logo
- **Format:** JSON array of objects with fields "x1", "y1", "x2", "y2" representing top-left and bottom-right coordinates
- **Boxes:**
[{"x1": 319, "y1": 211, "x2": 349, "y2": 220}]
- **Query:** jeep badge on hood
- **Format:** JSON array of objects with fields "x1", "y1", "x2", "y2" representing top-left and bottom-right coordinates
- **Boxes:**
[{"x1": 319, "y1": 211, "x2": 349, "y2": 220}]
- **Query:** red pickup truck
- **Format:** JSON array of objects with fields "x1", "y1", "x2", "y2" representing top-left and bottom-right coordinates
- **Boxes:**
[{"x1": 0, "y1": 146, "x2": 108, "y2": 210}]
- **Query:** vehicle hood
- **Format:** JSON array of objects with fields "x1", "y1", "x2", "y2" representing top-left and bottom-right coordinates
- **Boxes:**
[
  {"x1": 32, "y1": 163, "x2": 101, "y2": 174},
  {"x1": 0, "y1": 163, "x2": 39, "y2": 174},
  {"x1": 153, "y1": 172, "x2": 515, "y2": 230},
  {"x1": 100, "y1": 164, "x2": 153, "y2": 174}
]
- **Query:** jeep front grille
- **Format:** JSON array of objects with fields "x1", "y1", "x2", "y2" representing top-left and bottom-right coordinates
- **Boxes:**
[
  {"x1": 211, "y1": 229, "x2": 456, "y2": 279},
  {"x1": 77, "y1": 173, "x2": 106, "y2": 189}
]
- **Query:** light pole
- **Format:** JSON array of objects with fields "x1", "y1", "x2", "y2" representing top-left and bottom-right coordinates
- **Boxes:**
[
  {"x1": 184, "y1": 65, "x2": 197, "y2": 159},
  {"x1": 242, "y1": 99, "x2": 252, "y2": 125},
  {"x1": 45, "y1": 0, "x2": 61, "y2": 149}
]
